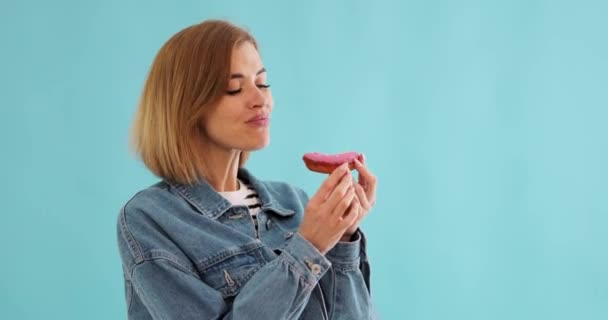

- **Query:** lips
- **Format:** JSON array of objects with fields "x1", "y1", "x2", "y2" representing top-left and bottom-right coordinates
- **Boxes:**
[
  {"x1": 247, "y1": 118, "x2": 270, "y2": 126},
  {"x1": 246, "y1": 114, "x2": 269, "y2": 123}
]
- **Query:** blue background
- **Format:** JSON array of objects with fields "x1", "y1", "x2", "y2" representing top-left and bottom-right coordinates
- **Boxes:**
[{"x1": 1, "y1": 0, "x2": 606, "y2": 319}]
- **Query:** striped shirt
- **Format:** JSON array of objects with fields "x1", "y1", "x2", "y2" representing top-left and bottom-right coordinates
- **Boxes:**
[{"x1": 218, "y1": 179, "x2": 262, "y2": 236}]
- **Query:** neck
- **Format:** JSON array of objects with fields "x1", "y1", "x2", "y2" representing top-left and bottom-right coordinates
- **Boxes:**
[{"x1": 197, "y1": 141, "x2": 242, "y2": 192}]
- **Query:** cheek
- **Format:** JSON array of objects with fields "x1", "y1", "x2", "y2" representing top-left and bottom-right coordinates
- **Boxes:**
[
  {"x1": 209, "y1": 102, "x2": 242, "y2": 125},
  {"x1": 211, "y1": 114, "x2": 239, "y2": 133}
]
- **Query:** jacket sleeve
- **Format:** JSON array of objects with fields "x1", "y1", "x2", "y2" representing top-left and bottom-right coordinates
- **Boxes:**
[
  {"x1": 321, "y1": 228, "x2": 378, "y2": 319},
  {"x1": 118, "y1": 210, "x2": 333, "y2": 320},
  {"x1": 295, "y1": 187, "x2": 377, "y2": 319}
]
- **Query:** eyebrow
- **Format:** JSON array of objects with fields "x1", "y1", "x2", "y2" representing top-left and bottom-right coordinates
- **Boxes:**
[{"x1": 230, "y1": 67, "x2": 266, "y2": 79}]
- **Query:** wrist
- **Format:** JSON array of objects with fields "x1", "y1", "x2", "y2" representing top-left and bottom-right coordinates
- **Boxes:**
[{"x1": 298, "y1": 231, "x2": 329, "y2": 255}]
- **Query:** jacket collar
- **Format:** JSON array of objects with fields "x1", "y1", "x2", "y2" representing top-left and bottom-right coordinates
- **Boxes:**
[{"x1": 168, "y1": 167, "x2": 295, "y2": 220}]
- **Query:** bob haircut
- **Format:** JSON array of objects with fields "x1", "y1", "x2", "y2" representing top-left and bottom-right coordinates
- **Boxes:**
[{"x1": 130, "y1": 20, "x2": 257, "y2": 185}]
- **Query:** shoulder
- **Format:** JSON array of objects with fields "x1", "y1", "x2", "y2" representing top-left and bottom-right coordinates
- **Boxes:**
[
  {"x1": 119, "y1": 181, "x2": 182, "y2": 224},
  {"x1": 116, "y1": 181, "x2": 193, "y2": 265}
]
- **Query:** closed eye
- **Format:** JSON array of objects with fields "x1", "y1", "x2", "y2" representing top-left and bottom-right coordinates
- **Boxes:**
[{"x1": 226, "y1": 84, "x2": 271, "y2": 96}]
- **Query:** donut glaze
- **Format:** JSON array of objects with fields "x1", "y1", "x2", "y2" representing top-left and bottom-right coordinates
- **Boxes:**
[{"x1": 302, "y1": 151, "x2": 363, "y2": 174}]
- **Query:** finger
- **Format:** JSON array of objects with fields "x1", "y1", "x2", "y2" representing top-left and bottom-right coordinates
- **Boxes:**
[
  {"x1": 349, "y1": 198, "x2": 365, "y2": 227},
  {"x1": 353, "y1": 158, "x2": 375, "y2": 186},
  {"x1": 310, "y1": 162, "x2": 350, "y2": 204},
  {"x1": 323, "y1": 169, "x2": 353, "y2": 206},
  {"x1": 354, "y1": 158, "x2": 377, "y2": 199},
  {"x1": 322, "y1": 163, "x2": 352, "y2": 201},
  {"x1": 341, "y1": 195, "x2": 361, "y2": 226},
  {"x1": 330, "y1": 184, "x2": 356, "y2": 219},
  {"x1": 354, "y1": 183, "x2": 371, "y2": 211}
]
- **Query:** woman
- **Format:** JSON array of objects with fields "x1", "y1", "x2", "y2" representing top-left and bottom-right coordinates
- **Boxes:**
[{"x1": 117, "y1": 19, "x2": 378, "y2": 319}]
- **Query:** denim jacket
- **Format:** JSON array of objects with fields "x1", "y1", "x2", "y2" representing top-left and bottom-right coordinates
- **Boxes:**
[{"x1": 116, "y1": 167, "x2": 376, "y2": 319}]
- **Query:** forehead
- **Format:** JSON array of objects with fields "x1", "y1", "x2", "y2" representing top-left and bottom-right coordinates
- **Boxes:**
[{"x1": 230, "y1": 41, "x2": 263, "y2": 71}]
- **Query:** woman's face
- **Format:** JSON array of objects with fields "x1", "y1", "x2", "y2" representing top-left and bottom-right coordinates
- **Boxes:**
[{"x1": 200, "y1": 41, "x2": 273, "y2": 153}]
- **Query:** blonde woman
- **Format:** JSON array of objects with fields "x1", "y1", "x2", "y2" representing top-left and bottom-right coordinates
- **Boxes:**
[{"x1": 117, "y1": 19, "x2": 378, "y2": 319}]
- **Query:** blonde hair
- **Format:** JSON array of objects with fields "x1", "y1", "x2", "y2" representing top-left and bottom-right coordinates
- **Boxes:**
[{"x1": 130, "y1": 20, "x2": 257, "y2": 185}]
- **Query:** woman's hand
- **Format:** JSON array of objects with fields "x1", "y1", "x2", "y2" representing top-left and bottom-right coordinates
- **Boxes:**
[
  {"x1": 299, "y1": 162, "x2": 362, "y2": 255},
  {"x1": 341, "y1": 156, "x2": 377, "y2": 241}
]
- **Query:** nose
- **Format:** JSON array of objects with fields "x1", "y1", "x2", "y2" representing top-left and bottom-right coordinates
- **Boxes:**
[{"x1": 249, "y1": 85, "x2": 268, "y2": 109}]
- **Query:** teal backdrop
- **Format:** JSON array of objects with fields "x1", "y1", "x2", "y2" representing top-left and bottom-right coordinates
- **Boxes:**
[{"x1": 1, "y1": 0, "x2": 607, "y2": 319}]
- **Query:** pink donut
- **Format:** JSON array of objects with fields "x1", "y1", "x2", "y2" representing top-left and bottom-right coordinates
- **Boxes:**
[{"x1": 302, "y1": 151, "x2": 363, "y2": 174}]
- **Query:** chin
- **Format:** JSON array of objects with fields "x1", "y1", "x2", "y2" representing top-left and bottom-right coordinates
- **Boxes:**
[
  {"x1": 252, "y1": 141, "x2": 270, "y2": 150},
  {"x1": 245, "y1": 138, "x2": 270, "y2": 151}
]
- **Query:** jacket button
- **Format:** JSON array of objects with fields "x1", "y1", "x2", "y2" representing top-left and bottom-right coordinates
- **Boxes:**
[
  {"x1": 305, "y1": 259, "x2": 322, "y2": 275},
  {"x1": 311, "y1": 264, "x2": 322, "y2": 275},
  {"x1": 228, "y1": 212, "x2": 245, "y2": 219}
]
